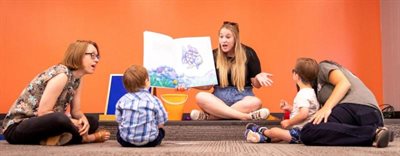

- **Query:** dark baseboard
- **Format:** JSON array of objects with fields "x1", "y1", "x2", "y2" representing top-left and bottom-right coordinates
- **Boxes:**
[{"x1": 1, "y1": 111, "x2": 400, "y2": 121}]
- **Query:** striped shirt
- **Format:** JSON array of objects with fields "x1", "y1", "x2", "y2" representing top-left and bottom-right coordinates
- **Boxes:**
[{"x1": 115, "y1": 89, "x2": 168, "y2": 145}]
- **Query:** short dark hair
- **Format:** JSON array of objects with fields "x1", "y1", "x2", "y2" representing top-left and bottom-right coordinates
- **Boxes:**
[
  {"x1": 294, "y1": 57, "x2": 319, "y2": 84},
  {"x1": 123, "y1": 65, "x2": 149, "y2": 92}
]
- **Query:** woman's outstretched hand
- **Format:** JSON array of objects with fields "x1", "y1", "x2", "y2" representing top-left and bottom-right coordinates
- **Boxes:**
[{"x1": 255, "y1": 72, "x2": 273, "y2": 87}]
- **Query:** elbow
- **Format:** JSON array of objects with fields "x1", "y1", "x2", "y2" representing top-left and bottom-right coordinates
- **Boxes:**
[{"x1": 342, "y1": 79, "x2": 351, "y2": 91}]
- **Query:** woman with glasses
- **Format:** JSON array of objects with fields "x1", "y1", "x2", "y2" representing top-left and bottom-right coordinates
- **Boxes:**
[
  {"x1": 2, "y1": 40, "x2": 110, "y2": 146},
  {"x1": 187, "y1": 21, "x2": 273, "y2": 120}
]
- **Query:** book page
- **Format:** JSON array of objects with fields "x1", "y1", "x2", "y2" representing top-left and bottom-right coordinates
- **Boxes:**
[
  {"x1": 174, "y1": 37, "x2": 218, "y2": 87},
  {"x1": 143, "y1": 31, "x2": 218, "y2": 88},
  {"x1": 144, "y1": 31, "x2": 176, "y2": 72}
]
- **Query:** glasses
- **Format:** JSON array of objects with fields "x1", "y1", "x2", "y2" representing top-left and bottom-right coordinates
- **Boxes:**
[{"x1": 85, "y1": 52, "x2": 100, "y2": 60}]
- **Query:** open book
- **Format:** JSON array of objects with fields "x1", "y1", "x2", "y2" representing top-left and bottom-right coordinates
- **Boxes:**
[{"x1": 143, "y1": 31, "x2": 218, "y2": 88}]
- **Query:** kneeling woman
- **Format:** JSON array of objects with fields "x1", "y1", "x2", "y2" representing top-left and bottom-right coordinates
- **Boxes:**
[{"x1": 301, "y1": 60, "x2": 390, "y2": 148}]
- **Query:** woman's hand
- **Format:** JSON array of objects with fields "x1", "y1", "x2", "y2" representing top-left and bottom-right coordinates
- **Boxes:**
[
  {"x1": 255, "y1": 72, "x2": 273, "y2": 87},
  {"x1": 70, "y1": 118, "x2": 83, "y2": 129},
  {"x1": 78, "y1": 117, "x2": 90, "y2": 136},
  {"x1": 310, "y1": 106, "x2": 332, "y2": 125},
  {"x1": 310, "y1": 69, "x2": 351, "y2": 125}
]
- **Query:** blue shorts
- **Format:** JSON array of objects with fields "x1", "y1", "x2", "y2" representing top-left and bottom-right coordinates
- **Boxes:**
[
  {"x1": 213, "y1": 86, "x2": 254, "y2": 106},
  {"x1": 289, "y1": 127, "x2": 302, "y2": 144}
]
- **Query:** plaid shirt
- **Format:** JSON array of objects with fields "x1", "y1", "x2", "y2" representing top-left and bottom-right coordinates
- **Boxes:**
[{"x1": 115, "y1": 89, "x2": 168, "y2": 145}]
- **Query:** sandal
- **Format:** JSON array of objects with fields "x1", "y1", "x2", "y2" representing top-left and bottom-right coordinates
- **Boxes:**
[
  {"x1": 93, "y1": 129, "x2": 110, "y2": 143},
  {"x1": 375, "y1": 127, "x2": 389, "y2": 148}
]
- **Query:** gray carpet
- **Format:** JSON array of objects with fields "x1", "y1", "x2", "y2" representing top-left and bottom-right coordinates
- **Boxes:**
[
  {"x1": 1, "y1": 119, "x2": 399, "y2": 155},
  {"x1": 0, "y1": 140, "x2": 399, "y2": 156}
]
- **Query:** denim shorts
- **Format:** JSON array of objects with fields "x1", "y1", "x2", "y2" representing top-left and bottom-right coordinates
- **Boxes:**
[
  {"x1": 289, "y1": 127, "x2": 302, "y2": 144},
  {"x1": 213, "y1": 86, "x2": 254, "y2": 106}
]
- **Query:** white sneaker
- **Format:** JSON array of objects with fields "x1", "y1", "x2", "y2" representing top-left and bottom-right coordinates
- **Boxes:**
[
  {"x1": 250, "y1": 108, "x2": 270, "y2": 120},
  {"x1": 190, "y1": 109, "x2": 209, "y2": 120}
]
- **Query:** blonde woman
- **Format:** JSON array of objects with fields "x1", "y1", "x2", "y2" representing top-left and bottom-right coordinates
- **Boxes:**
[
  {"x1": 2, "y1": 40, "x2": 110, "y2": 146},
  {"x1": 189, "y1": 21, "x2": 273, "y2": 120}
]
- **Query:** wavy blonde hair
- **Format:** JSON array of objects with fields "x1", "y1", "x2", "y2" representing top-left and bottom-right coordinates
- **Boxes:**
[{"x1": 216, "y1": 21, "x2": 247, "y2": 91}]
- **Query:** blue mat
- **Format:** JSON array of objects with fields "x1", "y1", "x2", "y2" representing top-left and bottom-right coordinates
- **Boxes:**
[{"x1": 0, "y1": 134, "x2": 4, "y2": 140}]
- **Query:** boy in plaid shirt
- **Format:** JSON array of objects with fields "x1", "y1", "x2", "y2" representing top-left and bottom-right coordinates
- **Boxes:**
[{"x1": 115, "y1": 65, "x2": 168, "y2": 147}]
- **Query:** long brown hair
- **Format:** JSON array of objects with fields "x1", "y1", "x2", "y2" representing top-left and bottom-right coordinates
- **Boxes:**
[{"x1": 216, "y1": 21, "x2": 247, "y2": 91}]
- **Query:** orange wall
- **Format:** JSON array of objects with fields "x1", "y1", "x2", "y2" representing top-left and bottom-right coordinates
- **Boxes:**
[{"x1": 0, "y1": 0, "x2": 383, "y2": 114}]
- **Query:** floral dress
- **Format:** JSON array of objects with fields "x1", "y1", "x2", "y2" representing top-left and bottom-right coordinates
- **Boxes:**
[{"x1": 2, "y1": 64, "x2": 80, "y2": 131}]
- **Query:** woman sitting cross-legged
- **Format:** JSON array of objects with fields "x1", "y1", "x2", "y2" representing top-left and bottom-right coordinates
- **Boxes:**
[{"x1": 1, "y1": 40, "x2": 110, "y2": 146}]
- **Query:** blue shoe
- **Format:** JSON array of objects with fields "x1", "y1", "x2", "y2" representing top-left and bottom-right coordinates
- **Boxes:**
[
  {"x1": 246, "y1": 123, "x2": 267, "y2": 134},
  {"x1": 244, "y1": 129, "x2": 269, "y2": 143}
]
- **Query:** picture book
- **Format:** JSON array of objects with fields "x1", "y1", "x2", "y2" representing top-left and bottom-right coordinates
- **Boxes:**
[{"x1": 143, "y1": 31, "x2": 218, "y2": 88}]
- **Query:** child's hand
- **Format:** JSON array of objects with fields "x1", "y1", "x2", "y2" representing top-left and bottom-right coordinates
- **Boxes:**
[
  {"x1": 280, "y1": 100, "x2": 291, "y2": 111},
  {"x1": 280, "y1": 119, "x2": 291, "y2": 129}
]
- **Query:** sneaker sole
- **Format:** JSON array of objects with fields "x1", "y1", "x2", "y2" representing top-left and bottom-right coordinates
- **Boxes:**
[
  {"x1": 244, "y1": 129, "x2": 259, "y2": 143},
  {"x1": 41, "y1": 132, "x2": 73, "y2": 146},
  {"x1": 376, "y1": 129, "x2": 389, "y2": 148}
]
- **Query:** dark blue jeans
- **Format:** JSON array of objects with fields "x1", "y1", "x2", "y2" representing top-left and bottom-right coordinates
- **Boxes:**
[
  {"x1": 3, "y1": 112, "x2": 98, "y2": 145},
  {"x1": 300, "y1": 103, "x2": 383, "y2": 146},
  {"x1": 117, "y1": 128, "x2": 165, "y2": 147}
]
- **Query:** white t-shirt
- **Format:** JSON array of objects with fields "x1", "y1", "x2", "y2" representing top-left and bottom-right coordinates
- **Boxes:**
[{"x1": 290, "y1": 88, "x2": 320, "y2": 129}]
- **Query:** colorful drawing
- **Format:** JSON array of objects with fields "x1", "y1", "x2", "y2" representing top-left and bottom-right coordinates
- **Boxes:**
[
  {"x1": 143, "y1": 31, "x2": 218, "y2": 88},
  {"x1": 181, "y1": 45, "x2": 203, "y2": 69},
  {"x1": 148, "y1": 66, "x2": 180, "y2": 88}
]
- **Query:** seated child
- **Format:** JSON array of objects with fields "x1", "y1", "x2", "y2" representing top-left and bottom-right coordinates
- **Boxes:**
[
  {"x1": 115, "y1": 65, "x2": 168, "y2": 147},
  {"x1": 245, "y1": 57, "x2": 320, "y2": 144}
]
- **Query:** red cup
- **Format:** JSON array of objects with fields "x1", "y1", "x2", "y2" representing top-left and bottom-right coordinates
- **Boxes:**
[{"x1": 283, "y1": 110, "x2": 290, "y2": 120}]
